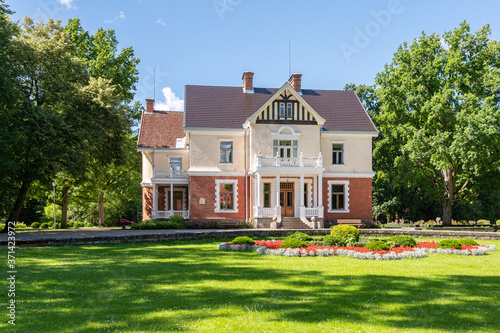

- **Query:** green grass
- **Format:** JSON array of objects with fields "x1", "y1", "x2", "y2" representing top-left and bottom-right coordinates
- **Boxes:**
[{"x1": 1, "y1": 238, "x2": 499, "y2": 332}]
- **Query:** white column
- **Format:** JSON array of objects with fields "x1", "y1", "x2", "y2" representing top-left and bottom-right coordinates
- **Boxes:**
[
  {"x1": 275, "y1": 173, "x2": 280, "y2": 216},
  {"x1": 318, "y1": 173, "x2": 323, "y2": 207},
  {"x1": 256, "y1": 172, "x2": 262, "y2": 217},
  {"x1": 313, "y1": 175, "x2": 318, "y2": 207},
  {"x1": 300, "y1": 173, "x2": 304, "y2": 207},
  {"x1": 152, "y1": 184, "x2": 158, "y2": 218},
  {"x1": 170, "y1": 183, "x2": 174, "y2": 214}
]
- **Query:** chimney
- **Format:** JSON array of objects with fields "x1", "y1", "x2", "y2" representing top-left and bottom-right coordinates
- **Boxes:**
[
  {"x1": 145, "y1": 98, "x2": 154, "y2": 112},
  {"x1": 289, "y1": 73, "x2": 302, "y2": 93},
  {"x1": 242, "y1": 71, "x2": 254, "y2": 93}
]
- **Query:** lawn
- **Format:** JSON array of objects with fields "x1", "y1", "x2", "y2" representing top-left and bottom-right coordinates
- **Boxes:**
[{"x1": 2, "y1": 238, "x2": 499, "y2": 332}]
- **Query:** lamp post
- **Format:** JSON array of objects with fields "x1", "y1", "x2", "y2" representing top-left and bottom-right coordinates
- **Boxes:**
[{"x1": 52, "y1": 182, "x2": 56, "y2": 230}]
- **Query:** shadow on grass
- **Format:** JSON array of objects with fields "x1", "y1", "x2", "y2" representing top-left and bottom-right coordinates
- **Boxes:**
[{"x1": 6, "y1": 240, "x2": 500, "y2": 332}]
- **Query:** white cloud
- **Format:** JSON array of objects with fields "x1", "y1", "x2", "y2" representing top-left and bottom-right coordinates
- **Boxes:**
[
  {"x1": 104, "y1": 11, "x2": 126, "y2": 24},
  {"x1": 58, "y1": 0, "x2": 76, "y2": 10},
  {"x1": 156, "y1": 18, "x2": 166, "y2": 27},
  {"x1": 155, "y1": 87, "x2": 184, "y2": 111}
]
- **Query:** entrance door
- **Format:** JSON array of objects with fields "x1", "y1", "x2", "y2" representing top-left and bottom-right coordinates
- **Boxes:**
[
  {"x1": 167, "y1": 191, "x2": 184, "y2": 211},
  {"x1": 280, "y1": 182, "x2": 294, "y2": 217}
]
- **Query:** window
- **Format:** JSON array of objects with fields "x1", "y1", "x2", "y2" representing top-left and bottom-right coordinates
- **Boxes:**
[
  {"x1": 220, "y1": 141, "x2": 233, "y2": 163},
  {"x1": 279, "y1": 103, "x2": 285, "y2": 117},
  {"x1": 263, "y1": 183, "x2": 271, "y2": 208},
  {"x1": 219, "y1": 183, "x2": 234, "y2": 210},
  {"x1": 273, "y1": 140, "x2": 298, "y2": 158},
  {"x1": 332, "y1": 143, "x2": 344, "y2": 165},
  {"x1": 215, "y1": 179, "x2": 238, "y2": 213},
  {"x1": 331, "y1": 185, "x2": 344, "y2": 210},
  {"x1": 327, "y1": 180, "x2": 349, "y2": 212},
  {"x1": 286, "y1": 103, "x2": 293, "y2": 117},
  {"x1": 169, "y1": 157, "x2": 182, "y2": 177}
]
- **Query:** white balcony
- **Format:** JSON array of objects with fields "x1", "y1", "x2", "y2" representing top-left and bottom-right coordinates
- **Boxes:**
[
  {"x1": 255, "y1": 152, "x2": 323, "y2": 168},
  {"x1": 152, "y1": 210, "x2": 190, "y2": 219},
  {"x1": 153, "y1": 169, "x2": 188, "y2": 179}
]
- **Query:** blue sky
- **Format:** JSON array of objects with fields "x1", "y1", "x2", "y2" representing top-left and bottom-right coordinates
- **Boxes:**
[{"x1": 8, "y1": 0, "x2": 500, "y2": 110}]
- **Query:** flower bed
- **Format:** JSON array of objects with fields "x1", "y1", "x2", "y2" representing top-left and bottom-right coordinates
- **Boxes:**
[{"x1": 217, "y1": 240, "x2": 496, "y2": 260}]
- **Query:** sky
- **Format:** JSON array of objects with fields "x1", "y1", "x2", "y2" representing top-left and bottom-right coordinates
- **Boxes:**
[{"x1": 8, "y1": 0, "x2": 500, "y2": 111}]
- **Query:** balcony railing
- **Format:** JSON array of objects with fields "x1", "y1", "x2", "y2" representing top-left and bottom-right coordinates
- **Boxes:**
[
  {"x1": 152, "y1": 210, "x2": 189, "y2": 219},
  {"x1": 255, "y1": 152, "x2": 323, "y2": 168},
  {"x1": 153, "y1": 169, "x2": 188, "y2": 179}
]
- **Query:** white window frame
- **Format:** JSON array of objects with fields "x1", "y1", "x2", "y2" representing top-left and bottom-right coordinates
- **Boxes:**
[
  {"x1": 219, "y1": 139, "x2": 234, "y2": 164},
  {"x1": 169, "y1": 157, "x2": 182, "y2": 170},
  {"x1": 331, "y1": 140, "x2": 345, "y2": 165},
  {"x1": 215, "y1": 179, "x2": 238, "y2": 213},
  {"x1": 327, "y1": 180, "x2": 349, "y2": 213}
]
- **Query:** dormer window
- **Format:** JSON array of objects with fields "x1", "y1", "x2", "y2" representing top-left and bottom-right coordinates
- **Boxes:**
[
  {"x1": 286, "y1": 103, "x2": 293, "y2": 117},
  {"x1": 279, "y1": 103, "x2": 285, "y2": 117}
]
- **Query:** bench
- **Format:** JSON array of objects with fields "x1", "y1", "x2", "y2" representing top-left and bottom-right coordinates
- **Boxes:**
[{"x1": 337, "y1": 219, "x2": 362, "y2": 228}]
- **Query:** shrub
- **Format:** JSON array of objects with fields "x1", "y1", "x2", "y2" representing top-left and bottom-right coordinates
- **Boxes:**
[
  {"x1": 182, "y1": 220, "x2": 220, "y2": 229},
  {"x1": 387, "y1": 235, "x2": 417, "y2": 247},
  {"x1": 365, "y1": 241, "x2": 390, "y2": 251},
  {"x1": 168, "y1": 214, "x2": 184, "y2": 228},
  {"x1": 130, "y1": 219, "x2": 182, "y2": 230},
  {"x1": 15, "y1": 222, "x2": 27, "y2": 228},
  {"x1": 323, "y1": 235, "x2": 346, "y2": 247},
  {"x1": 56, "y1": 223, "x2": 61, "y2": 229},
  {"x1": 40, "y1": 223, "x2": 49, "y2": 229},
  {"x1": 330, "y1": 225, "x2": 360, "y2": 242},
  {"x1": 458, "y1": 239, "x2": 478, "y2": 246},
  {"x1": 47, "y1": 221, "x2": 54, "y2": 227},
  {"x1": 230, "y1": 236, "x2": 255, "y2": 245},
  {"x1": 280, "y1": 238, "x2": 307, "y2": 248},
  {"x1": 360, "y1": 221, "x2": 381, "y2": 229},
  {"x1": 436, "y1": 239, "x2": 463, "y2": 249},
  {"x1": 496, "y1": 220, "x2": 500, "y2": 226},
  {"x1": 67, "y1": 222, "x2": 74, "y2": 228},
  {"x1": 31, "y1": 222, "x2": 40, "y2": 228},
  {"x1": 85, "y1": 222, "x2": 93, "y2": 228},
  {"x1": 73, "y1": 222, "x2": 84, "y2": 229},
  {"x1": 287, "y1": 231, "x2": 313, "y2": 242}
]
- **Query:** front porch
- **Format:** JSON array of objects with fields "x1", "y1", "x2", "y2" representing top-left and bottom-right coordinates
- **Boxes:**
[
  {"x1": 151, "y1": 171, "x2": 190, "y2": 219},
  {"x1": 252, "y1": 158, "x2": 325, "y2": 228}
]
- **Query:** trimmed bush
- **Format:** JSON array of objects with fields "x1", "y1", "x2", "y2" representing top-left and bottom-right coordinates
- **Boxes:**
[
  {"x1": 280, "y1": 238, "x2": 307, "y2": 248},
  {"x1": 496, "y1": 220, "x2": 500, "y2": 226},
  {"x1": 323, "y1": 235, "x2": 346, "y2": 247},
  {"x1": 67, "y1": 222, "x2": 74, "y2": 228},
  {"x1": 15, "y1": 222, "x2": 27, "y2": 228},
  {"x1": 287, "y1": 231, "x2": 313, "y2": 242},
  {"x1": 85, "y1": 222, "x2": 93, "y2": 228},
  {"x1": 230, "y1": 236, "x2": 255, "y2": 245},
  {"x1": 458, "y1": 239, "x2": 478, "y2": 246},
  {"x1": 168, "y1": 214, "x2": 184, "y2": 227},
  {"x1": 387, "y1": 235, "x2": 417, "y2": 247},
  {"x1": 330, "y1": 225, "x2": 360, "y2": 242},
  {"x1": 40, "y1": 223, "x2": 49, "y2": 229},
  {"x1": 365, "y1": 241, "x2": 390, "y2": 251},
  {"x1": 436, "y1": 239, "x2": 463, "y2": 249},
  {"x1": 31, "y1": 222, "x2": 40, "y2": 228},
  {"x1": 130, "y1": 219, "x2": 182, "y2": 230}
]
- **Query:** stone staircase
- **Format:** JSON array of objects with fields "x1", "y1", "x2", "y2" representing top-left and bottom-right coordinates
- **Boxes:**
[{"x1": 281, "y1": 217, "x2": 313, "y2": 229}]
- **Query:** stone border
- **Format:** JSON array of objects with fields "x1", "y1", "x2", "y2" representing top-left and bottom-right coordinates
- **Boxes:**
[{"x1": 1, "y1": 228, "x2": 498, "y2": 247}]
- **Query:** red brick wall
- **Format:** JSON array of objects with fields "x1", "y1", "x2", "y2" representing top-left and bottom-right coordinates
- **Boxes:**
[
  {"x1": 142, "y1": 187, "x2": 152, "y2": 220},
  {"x1": 323, "y1": 177, "x2": 372, "y2": 220},
  {"x1": 190, "y1": 176, "x2": 246, "y2": 220}
]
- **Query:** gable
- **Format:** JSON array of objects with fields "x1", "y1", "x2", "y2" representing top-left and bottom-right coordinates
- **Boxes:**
[{"x1": 246, "y1": 83, "x2": 326, "y2": 126}]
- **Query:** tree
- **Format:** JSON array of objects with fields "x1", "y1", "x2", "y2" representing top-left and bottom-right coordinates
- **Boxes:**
[
  {"x1": 375, "y1": 22, "x2": 500, "y2": 225},
  {"x1": 0, "y1": 17, "x2": 90, "y2": 232}
]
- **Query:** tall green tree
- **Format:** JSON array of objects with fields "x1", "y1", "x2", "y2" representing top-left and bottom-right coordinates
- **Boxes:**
[
  {"x1": 375, "y1": 21, "x2": 500, "y2": 225},
  {"x1": 1, "y1": 17, "x2": 90, "y2": 231}
]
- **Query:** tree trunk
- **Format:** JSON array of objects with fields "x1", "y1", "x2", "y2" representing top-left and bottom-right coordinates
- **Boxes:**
[
  {"x1": 442, "y1": 168, "x2": 454, "y2": 226},
  {"x1": 1, "y1": 181, "x2": 31, "y2": 233},
  {"x1": 98, "y1": 191, "x2": 105, "y2": 227},
  {"x1": 60, "y1": 185, "x2": 71, "y2": 229}
]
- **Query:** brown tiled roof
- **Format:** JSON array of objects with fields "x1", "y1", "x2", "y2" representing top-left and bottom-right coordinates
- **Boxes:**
[
  {"x1": 184, "y1": 85, "x2": 377, "y2": 132},
  {"x1": 137, "y1": 111, "x2": 185, "y2": 148}
]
